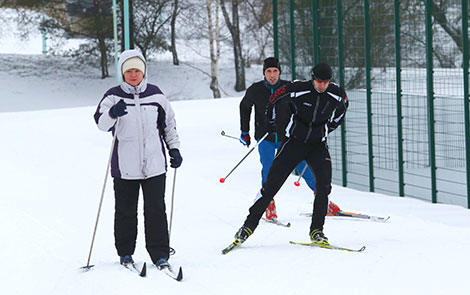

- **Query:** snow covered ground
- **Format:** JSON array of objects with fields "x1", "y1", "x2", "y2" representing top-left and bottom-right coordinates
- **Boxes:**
[
  {"x1": 1, "y1": 75, "x2": 470, "y2": 294},
  {"x1": 1, "y1": 9, "x2": 470, "y2": 294}
]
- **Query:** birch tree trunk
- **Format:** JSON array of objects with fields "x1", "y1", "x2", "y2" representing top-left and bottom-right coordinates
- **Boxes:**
[{"x1": 207, "y1": 0, "x2": 221, "y2": 98}]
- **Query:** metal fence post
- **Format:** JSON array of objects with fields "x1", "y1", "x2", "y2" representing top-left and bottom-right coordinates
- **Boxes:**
[
  {"x1": 312, "y1": 0, "x2": 320, "y2": 64},
  {"x1": 394, "y1": 0, "x2": 404, "y2": 197},
  {"x1": 123, "y1": 0, "x2": 130, "y2": 50},
  {"x1": 289, "y1": 0, "x2": 296, "y2": 80},
  {"x1": 462, "y1": 0, "x2": 470, "y2": 209},
  {"x1": 364, "y1": 0, "x2": 374, "y2": 192},
  {"x1": 336, "y1": 0, "x2": 347, "y2": 187},
  {"x1": 113, "y1": 0, "x2": 119, "y2": 83},
  {"x1": 273, "y1": 0, "x2": 279, "y2": 59},
  {"x1": 425, "y1": 0, "x2": 437, "y2": 203}
]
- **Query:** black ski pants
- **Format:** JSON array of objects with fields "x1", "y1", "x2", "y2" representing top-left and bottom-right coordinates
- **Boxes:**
[
  {"x1": 113, "y1": 174, "x2": 169, "y2": 264},
  {"x1": 243, "y1": 137, "x2": 332, "y2": 233}
]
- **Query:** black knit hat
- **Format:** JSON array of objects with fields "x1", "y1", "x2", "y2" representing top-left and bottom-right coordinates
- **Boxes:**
[
  {"x1": 312, "y1": 63, "x2": 332, "y2": 81},
  {"x1": 263, "y1": 57, "x2": 281, "y2": 74}
]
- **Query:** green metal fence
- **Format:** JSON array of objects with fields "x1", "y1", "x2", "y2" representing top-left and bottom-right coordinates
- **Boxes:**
[{"x1": 273, "y1": 0, "x2": 470, "y2": 208}]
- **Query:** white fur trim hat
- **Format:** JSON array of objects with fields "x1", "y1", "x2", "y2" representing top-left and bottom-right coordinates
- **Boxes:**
[{"x1": 122, "y1": 57, "x2": 146, "y2": 75}]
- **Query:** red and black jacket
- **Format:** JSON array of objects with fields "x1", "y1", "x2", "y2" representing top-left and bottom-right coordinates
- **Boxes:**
[{"x1": 239, "y1": 79, "x2": 292, "y2": 142}]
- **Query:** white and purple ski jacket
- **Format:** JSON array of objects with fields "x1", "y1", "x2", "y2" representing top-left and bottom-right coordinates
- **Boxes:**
[{"x1": 94, "y1": 50, "x2": 180, "y2": 179}]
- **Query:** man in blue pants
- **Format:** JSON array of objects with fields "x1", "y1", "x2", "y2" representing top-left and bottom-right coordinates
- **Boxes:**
[{"x1": 239, "y1": 57, "x2": 340, "y2": 221}]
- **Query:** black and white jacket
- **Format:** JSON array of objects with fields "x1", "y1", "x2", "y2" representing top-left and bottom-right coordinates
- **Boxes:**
[{"x1": 267, "y1": 80, "x2": 348, "y2": 144}]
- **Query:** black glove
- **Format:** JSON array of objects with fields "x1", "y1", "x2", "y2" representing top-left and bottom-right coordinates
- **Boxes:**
[
  {"x1": 327, "y1": 121, "x2": 339, "y2": 133},
  {"x1": 109, "y1": 99, "x2": 128, "y2": 119},
  {"x1": 169, "y1": 149, "x2": 183, "y2": 168},
  {"x1": 266, "y1": 119, "x2": 277, "y2": 134},
  {"x1": 240, "y1": 132, "x2": 251, "y2": 147}
]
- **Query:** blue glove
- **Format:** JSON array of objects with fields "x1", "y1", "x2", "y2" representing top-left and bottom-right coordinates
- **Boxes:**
[
  {"x1": 169, "y1": 149, "x2": 183, "y2": 168},
  {"x1": 109, "y1": 99, "x2": 128, "y2": 119},
  {"x1": 240, "y1": 132, "x2": 251, "y2": 147}
]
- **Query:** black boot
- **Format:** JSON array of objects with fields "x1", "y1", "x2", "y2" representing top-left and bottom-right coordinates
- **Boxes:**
[
  {"x1": 234, "y1": 226, "x2": 253, "y2": 243},
  {"x1": 120, "y1": 255, "x2": 134, "y2": 265}
]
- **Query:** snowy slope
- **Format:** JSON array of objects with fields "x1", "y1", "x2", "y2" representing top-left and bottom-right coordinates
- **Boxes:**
[{"x1": 1, "y1": 96, "x2": 469, "y2": 295}]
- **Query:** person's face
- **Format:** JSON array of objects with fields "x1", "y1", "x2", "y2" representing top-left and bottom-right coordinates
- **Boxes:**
[
  {"x1": 123, "y1": 68, "x2": 144, "y2": 86},
  {"x1": 264, "y1": 67, "x2": 280, "y2": 85},
  {"x1": 313, "y1": 79, "x2": 330, "y2": 93}
]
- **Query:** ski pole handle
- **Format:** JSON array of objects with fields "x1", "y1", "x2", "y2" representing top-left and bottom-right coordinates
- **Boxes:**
[
  {"x1": 221, "y1": 130, "x2": 239, "y2": 140},
  {"x1": 220, "y1": 132, "x2": 269, "y2": 183},
  {"x1": 294, "y1": 163, "x2": 309, "y2": 187}
]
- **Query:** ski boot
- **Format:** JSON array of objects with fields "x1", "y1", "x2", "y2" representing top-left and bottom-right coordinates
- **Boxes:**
[
  {"x1": 265, "y1": 199, "x2": 278, "y2": 220},
  {"x1": 234, "y1": 226, "x2": 253, "y2": 244},
  {"x1": 120, "y1": 255, "x2": 134, "y2": 266},
  {"x1": 155, "y1": 258, "x2": 170, "y2": 270},
  {"x1": 327, "y1": 201, "x2": 341, "y2": 214},
  {"x1": 310, "y1": 229, "x2": 329, "y2": 245}
]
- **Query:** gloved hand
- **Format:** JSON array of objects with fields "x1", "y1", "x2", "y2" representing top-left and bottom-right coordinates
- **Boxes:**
[
  {"x1": 109, "y1": 99, "x2": 128, "y2": 119},
  {"x1": 169, "y1": 149, "x2": 183, "y2": 168},
  {"x1": 327, "y1": 121, "x2": 339, "y2": 133},
  {"x1": 266, "y1": 119, "x2": 277, "y2": 134},
  {"x1": 240, "y1": 132, "x2": 251, "y2": 147}
]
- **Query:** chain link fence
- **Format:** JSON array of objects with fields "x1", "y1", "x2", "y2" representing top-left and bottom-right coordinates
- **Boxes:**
[{"x1": 274, "y1": 0, "x2": 470, "y2": 208}]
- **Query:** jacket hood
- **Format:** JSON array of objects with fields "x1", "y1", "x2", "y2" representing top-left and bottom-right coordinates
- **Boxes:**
[{"x1": 118, "y1": 49, "x2": 148, "y2": 94}]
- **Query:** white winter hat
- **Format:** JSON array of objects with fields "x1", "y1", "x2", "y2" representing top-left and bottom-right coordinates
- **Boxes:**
[{"x1": 122, "y1": 56, "x2": 146, "y2": 75}]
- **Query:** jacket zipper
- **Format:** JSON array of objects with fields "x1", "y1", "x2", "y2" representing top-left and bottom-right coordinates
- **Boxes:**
[
  {"x1": 305, "y1": 97, "x2": 321, "y2": 143},
  {"x1": 133, "y1": 89, "x2": 146, "y2": 178},
  {"x1": 270, "y1": 88, "x2": 278, "y2": 143}
]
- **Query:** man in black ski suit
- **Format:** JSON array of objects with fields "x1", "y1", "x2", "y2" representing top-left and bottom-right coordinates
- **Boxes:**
[
  {"x1": 240, "y1": 57, "x2": 318, "y2": 220},
  {"x1": 233, "y1": 62, "x2": 348, "y2": 245}
]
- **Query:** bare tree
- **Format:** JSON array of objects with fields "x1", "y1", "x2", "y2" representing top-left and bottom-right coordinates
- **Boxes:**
[
  {"x1": 239, "y1": 0, "x2": 273, "y2": 65},
  {"x1": 66, "y1": 0, "x2": 113, "y2": 78},
  {"x1": 220, "y1": 0, "x2": 245, "y2": 91},
  {"x1": 423, "y1": 0, "x2": 463, "y2": 53},
  {"x1": 92, "y1": 0, "x2": 111, "y2": 78},
  {"x1": 206, "y1": 0, "x2": 221, "y2": 98},
  {"x1": 170, "y1": 0, "x2": 180, "y2": 65},
  {"x1": 132, "y1": 0, "x2": 172, "y2": 59}
]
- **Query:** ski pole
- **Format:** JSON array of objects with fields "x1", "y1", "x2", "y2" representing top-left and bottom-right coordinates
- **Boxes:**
[
  {"x1": 168, "y1": 168, "x2": 177, "y2": 240},
  {"x1": 82, "y1": 118, "x2": 120, "y2": 270},
  {"x1": 220, "y1": 132, "x2": 269, "y2": 183},
  {"x1": 221, "y1": 130, "x2": 239, "y2": 140},
  {"x1": 294, "y1": 163, "x2": 309, "y2": 187}
]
